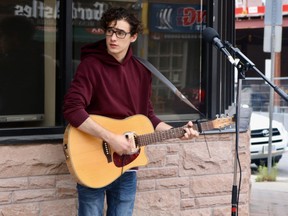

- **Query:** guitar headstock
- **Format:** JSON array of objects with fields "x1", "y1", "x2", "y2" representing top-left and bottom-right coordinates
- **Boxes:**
[{"x1": 211, "y1": 115, "x2": 235, "y2": 130}]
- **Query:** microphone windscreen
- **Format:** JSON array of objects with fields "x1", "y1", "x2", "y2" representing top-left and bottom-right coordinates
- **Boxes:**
[{"x1": 202, "y1": 27, "x2": 219, "y2": 43}]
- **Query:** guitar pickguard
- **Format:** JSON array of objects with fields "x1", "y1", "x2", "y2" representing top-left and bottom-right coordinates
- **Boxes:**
[{"x1": 113, "y1": 149, "x2": 141, "y2": 167}]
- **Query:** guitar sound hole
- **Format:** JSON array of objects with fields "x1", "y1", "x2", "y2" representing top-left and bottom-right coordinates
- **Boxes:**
[{"x1": 113, "y1": 149, "x2": 141, "y2": 167}]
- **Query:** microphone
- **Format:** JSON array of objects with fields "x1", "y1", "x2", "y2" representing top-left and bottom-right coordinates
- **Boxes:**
[{"x1": 203, "y1": 27, "x2": 236, "y2": 65}]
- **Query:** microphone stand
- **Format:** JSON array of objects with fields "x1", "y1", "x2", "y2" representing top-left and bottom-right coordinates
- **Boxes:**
[
  {"x1": 223, "y1": 41, "x2": 288, "y2": 216},
  {"x1": 221, "y1": 44, "x2": 251, "y2": 216},
  {"x1": 227, "y1": 49, "x2": 246, "y2": 216}
]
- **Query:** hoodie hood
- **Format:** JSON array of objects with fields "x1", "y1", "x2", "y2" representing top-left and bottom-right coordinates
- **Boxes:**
[{"x1": 80, "y1": 39, "x2": 133, "y2": 65}]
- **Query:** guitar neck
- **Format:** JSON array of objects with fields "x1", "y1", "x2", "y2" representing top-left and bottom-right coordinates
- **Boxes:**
[{"x1": 136, "y1": 121, "x2": 214, "y2": 146}]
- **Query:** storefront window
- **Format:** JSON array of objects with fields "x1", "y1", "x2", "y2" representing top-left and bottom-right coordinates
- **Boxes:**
[
  {"x1": 0, "y1": 0, "x2": 59, "y2": 129},
  {"x1": 0, "y1": 0, "x2": 207, "y2": 136},
  {"x1": 147, "y1": 1, "x2": 206, "y2": 121},
  {"x1": 72, "y1": 0, "x2": 207, "y2": 122}
]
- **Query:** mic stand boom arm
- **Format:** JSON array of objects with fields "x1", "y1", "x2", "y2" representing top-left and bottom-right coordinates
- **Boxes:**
[{"x1": 225, "y1": 41, "x2": 288, "y2": 102}]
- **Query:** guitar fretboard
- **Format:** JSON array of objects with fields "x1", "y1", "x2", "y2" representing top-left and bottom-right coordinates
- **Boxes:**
[
  {"x1": 136, "y1": 120, "x2": 215, "y2": 146},
  {"x1": 136, "y1": 128, "x2": 184, "y2": 146}
]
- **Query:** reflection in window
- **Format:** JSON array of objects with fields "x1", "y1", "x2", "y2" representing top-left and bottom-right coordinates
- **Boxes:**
[
  {"x1": 146, "y1": 2, "x2": 206, "y2": 120},
  {"x1": 0, "y1": 0, "x2": 58, "y2": 128},
  {"x1": 0, "y1": 15, "x2": 44, "y2": 125}
]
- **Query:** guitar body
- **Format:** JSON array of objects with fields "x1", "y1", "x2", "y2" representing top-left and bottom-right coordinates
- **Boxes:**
[
  {"x1": 63, "y1": 113, "x2": 234, "y2": 188},
  {"x1": 63, "y1": 114, "x2": 154, "y2": 188}
]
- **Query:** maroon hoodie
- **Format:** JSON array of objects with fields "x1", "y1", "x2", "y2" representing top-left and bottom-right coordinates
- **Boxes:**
[{"x1": 63, "y1": 39, "x2": 161, "y2": 129}]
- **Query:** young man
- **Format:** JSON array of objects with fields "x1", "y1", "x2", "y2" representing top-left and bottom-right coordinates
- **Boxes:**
[{"x1": 63, "y1": 7, "x2": 199, "y2": 216}]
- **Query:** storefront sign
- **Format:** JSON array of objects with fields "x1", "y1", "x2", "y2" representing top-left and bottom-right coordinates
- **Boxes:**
[
  {"x1": 13, "y1": 0, "x2": 107, "y2": 26},
  {"x1": 15, "y1": 0, "x2": 60, "y2": 19},
  {"x1": 149, "y1": 3, "x2": 206, "y2": 33}
]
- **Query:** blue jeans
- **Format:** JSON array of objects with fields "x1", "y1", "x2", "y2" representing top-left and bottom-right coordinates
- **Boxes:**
[{"x1": 77, "y1": 171, "x2": 137, "y2": 216}]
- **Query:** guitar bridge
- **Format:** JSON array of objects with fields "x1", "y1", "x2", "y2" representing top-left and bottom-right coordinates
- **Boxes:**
[{"x1": 102, "y1": 141, "x2": 112, "y2": 163}]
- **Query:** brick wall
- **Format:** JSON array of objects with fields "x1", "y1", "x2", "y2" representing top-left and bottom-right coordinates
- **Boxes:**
[{"x1": 0, "y1": 131, "x2": 251, "y2": 215}]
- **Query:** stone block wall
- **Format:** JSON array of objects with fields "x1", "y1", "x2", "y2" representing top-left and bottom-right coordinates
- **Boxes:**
[
  {"x1": 0, "y1": 144, "x2": 77, "y2": 216},
  {"x1": 0, "y1": 131, "x2": 251, "y2": 215}
]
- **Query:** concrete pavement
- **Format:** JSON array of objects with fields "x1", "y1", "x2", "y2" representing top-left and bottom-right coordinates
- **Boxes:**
[
  {"x1": 249, "y1": 152, "x2": 288, "y2": 216},
  {"x1": 250, "y1": 175, "x2": 288, "y2": 215}
]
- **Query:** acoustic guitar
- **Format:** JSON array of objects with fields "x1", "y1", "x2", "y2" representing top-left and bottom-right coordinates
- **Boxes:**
[{"x1": 63, "y1": 114, "x2": 234, "y2": 188}]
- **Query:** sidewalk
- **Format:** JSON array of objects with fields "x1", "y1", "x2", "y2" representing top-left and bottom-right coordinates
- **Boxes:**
[{"x1": 250, "y1": 171, "x2": 288, "y2": 215}]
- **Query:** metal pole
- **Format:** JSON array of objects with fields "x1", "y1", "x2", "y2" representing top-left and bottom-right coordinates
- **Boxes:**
[{"x1": 268, "y1": 25, "x2": 275, "y2": 174}]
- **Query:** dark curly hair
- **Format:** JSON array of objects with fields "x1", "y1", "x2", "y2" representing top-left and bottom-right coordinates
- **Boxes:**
[{"x1": 100, "y1": 7, "x2": 143, "y2": 36}]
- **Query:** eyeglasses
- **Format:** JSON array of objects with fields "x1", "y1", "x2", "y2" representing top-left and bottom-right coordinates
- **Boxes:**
[{"x1": 105, "y1": 28, "x2": 130, "y2": 39}]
